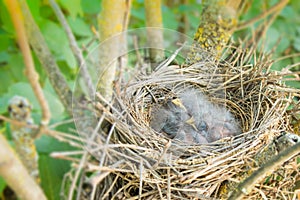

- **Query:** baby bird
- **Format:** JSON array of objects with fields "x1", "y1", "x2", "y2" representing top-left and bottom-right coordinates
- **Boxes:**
[
  {"x1": 179, "y1": 89, "x2": 240, "y2": 143},
  {"x1": 150, "y1": 99, "x2": 208, "y2": 144},
  {"x1": 150, "y1": 89, "x2": 240, "y2": 144}
]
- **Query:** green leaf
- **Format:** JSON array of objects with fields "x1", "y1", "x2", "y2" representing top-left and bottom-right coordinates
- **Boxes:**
[
  {"x1": 0, "y1": 94, "x2": 10, "y2": 114},
  {"x1": 62, "y1": 45, "x2": 77, "y2": 69},
  {"x1": 264, "y1": 27, "x2": 280, "y2": 52},
  {"x1": 291, "y1": 0, "x2": 300, "y2": 12},
  {"x1": 37, "y1": 132, "x2": 76, "y2": 199},
  {"x1": 58, "y1": 0, "x2": 83, "y2": 18},
  {"x1": 0, "y1": 34, "x2": 12, "y2": 51},
  {"x1": 39, "y1": 154, "x2": 71, "y2": 200},
  {"x1": 44, "y1": 91, "x2": 65, "y2": 119},
  {"x1": 162, "y1": 6, "x2": 179, "y2": 30},
  {"x1": 285, "y1": 79, "x2": 300, "y2": 89},
  {"x1": 0, "y1": 0, "x2": 14, "y2": 34},
  {"x1": 36, "y1": 134, "x2": 76, "y2": 154},
  {"x1": 293, "y1": 37, "x2": 300, "y2": 51},
  {"x1": 131, "y1": 7, "x2": 146, "y2": 21},
  {"x1": 0, "y1": 66, "x2": 16, "y2": 94},
  {"x1": 280, "y1": 6, "x2": 296, "y2": 19},
  {"x1": 276, "y1": 37, "x2": 290, "y2": 54},
  {"x1": 40, "y1": 20, "x2": 68, "y2": 55},
  {"x1": 57, "y1": 60, "x2": 77, "y2": 80},
  {"x1": 296, "y1": 26, "x2": 300, "y2": 35},
  {"x1": 0, "y1": 51, "x2": 9, "y2": 64},
  {"x1": 241, "y1": 0, "x2": 264, "y2": 21},
  {"x1": 8, "y1": 53, "x2": 27, "y2": 82},
  {"x1": 8, "y1": 82, "x2": 40, "y2": 109},
  {"x1": 67, "y1": 16, "x2": 92, "y2": 37},
  {"x1": 178, "y1": 4, "x2": 200, "y2": 12},
  {"x1": 271, "y1": 58, "x2": 291, "y2": 71},
  {"x1": 40, "y1": 5, "x2": 55, "y2": 20},
  {"x1": 32, "y1": 52, "x2": 47, "y2": 83},
  {"x1": 39, "y1": 20, "x2": 76, "y2": 70},
  {"x1": 0, "y1": 176, "x2": 6, "y2": 194},
  {"x1": 81, "y1": 0, "x2": 101, "y2": 14},
  {"x1": 7, "y1": 82, "x2": 65, "y2": 119},
  {"x1": 26, "y1": 0, "x2": 41, "y2": 21}
]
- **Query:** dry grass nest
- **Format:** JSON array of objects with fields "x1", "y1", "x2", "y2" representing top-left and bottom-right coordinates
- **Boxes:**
[{"x1": 71, "y1": 44, "x2": 300, "y2": 200}]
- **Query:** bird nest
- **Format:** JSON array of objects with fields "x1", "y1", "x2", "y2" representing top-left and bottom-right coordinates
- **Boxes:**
[{"x1": 70, "y1": 43, "x2": 300, "y2": 200}]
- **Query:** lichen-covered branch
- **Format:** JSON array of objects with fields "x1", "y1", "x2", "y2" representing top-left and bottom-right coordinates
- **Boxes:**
[
  {"x1": 18, "y1": 0, "x2": 74, "y2": 116},
  {"x1": 0, "y1": 134, "x2": 47, "y2": 200},
  {"x1": 185, "y1": 0, "x2": 242, "y2": 65},
  {"x1": 5, "y1": 0, "x2": 51, "y2": 126},
  {"x1": 7, "y1": 96, "x2": 40, "y2": 183}
]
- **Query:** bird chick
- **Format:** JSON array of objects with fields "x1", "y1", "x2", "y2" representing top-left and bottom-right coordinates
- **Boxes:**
[
  {"x1": 150, "y1": 98, "x2": 208, "y2": 144},
  {"x1": 179, "y1": 89, "x2": 240, "y2": 142},
  {"x1": 150, "y1": 89, "x2": 240, "y2": 144},
  {"x1": 150, "y1": 99, "x2": 189, "y2": 139},
  {"x1": 174, "y1": 123, "x2": 208, "y2": 144}
]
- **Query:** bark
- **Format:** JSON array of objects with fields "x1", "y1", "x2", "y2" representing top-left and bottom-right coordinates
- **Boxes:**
[
  {"x1": 97, "y1": 0, "x2": 128, "y2": 101},
  {"x1": 49, "y1": 0, "x2": 95, "y2": 98},
  {"x1": 145, "y1": 0, "x2": 164, "y2": 68},
  {"x1": 0, "y1": 134, "x2": 46, "y2": 200},
  {"x1": 5, "y1": 0, "x2": 51, "y2": 126},
  {"x1": 185, "y1": 0, "x2": 243, "y2": 65},
  {"x1": 229, "y1": 141, "x2": 300, "y2": 200},
  {"x1": 18, "y1": 0, "x2": 74, "y2": 116}
]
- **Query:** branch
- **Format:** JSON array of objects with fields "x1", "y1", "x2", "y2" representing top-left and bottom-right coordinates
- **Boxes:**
[
  {"x1": 228, "y1": 141, "x2": 300, "y2": 200},
  {"x1": 185, "y1": 0, "x2": 242, "y2": 65},
  {"x1": 5, "y1": 0, "x2": 51, "y2": 126},
  {"x1": 0, "y1": 134, "x2": 47, "y2": 200},
  {"x1": 0, "y1": 115, "x2": 83, "y2": 148},
  {"x1": 49, "y1": 0, "x2": 95, "y2": 98},
  {"x1": 115, "y1": 0, "x2": 132, "y2": 95},
  {"x1": 97, "y1": 0, "x2": 128, "y2": 101},
  {"x1": 235, "y1": 0, "x2": 289, "y2": 31},
  {"x1": 145, "y1": 0, "x2": 164, "y2": 67},
  {"x1": 18, "y1": 0, "x2": 75, "y2": 116}
]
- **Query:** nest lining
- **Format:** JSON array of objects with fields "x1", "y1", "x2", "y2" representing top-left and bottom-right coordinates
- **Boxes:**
[{"x1": 77, "y1": 46, "x2": 299, "y2": 199}]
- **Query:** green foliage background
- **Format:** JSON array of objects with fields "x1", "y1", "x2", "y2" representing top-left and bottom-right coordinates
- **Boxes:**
[{"x1": 0, "y1": 0, "x2": 299, "y2": 199}]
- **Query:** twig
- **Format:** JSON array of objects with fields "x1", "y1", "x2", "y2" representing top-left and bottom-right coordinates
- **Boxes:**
[
  {"x1": 48, "y1": 118, "x2": 75, "y2": 129},
  {"x1": 228, "y1": 142, "x2": 300, "y2": 200},
  {"x1": 5, "y1": 0, "x2": 51, "y2": 126},
  {"x1": 0, "y1": 133, "x2": 47, "y2": 200},
  {"x1": 18, "y1": 0, "x2": 74, "y2": 116},
  {"x1": 49, "y1": 0, "x2": 95, "y2": 97},
  {"x1": 99, "y1": 122, "x2": 116, "y2": 167},
  {"x1": 114, "y1": 0, "x2": 132, "y2": 96},
  {"x1": 68, "y1": 150, "x2": 88, "y2": 200},
  {"x1": 167, "y1": 168, "x2": 171, "y2": 200},
  {"x1": 152, "y1": 140, "x2": 172, "y2": 170},
  {"x1": 0, "y1": 115, "x2": 83, "y2": 148},
  {"x1": 139, "y1": 158, "x2": 143, "y2": 200},
  {"x1": 235, "y1": 0, "x2": 289, "y2": 31}
]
